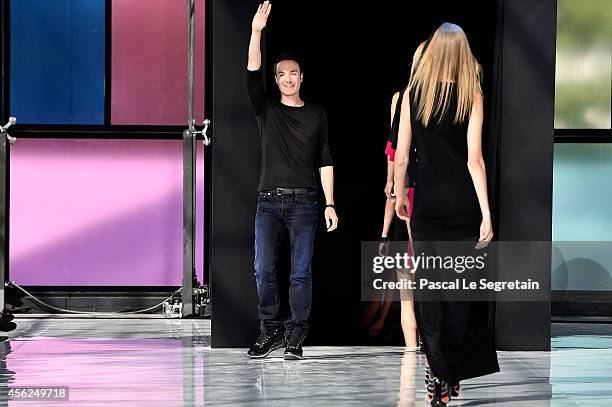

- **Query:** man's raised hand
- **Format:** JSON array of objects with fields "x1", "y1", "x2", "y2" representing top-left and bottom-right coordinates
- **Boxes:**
[{"x1": 252, "y1": 1, "x2": 271, "y2": 32}]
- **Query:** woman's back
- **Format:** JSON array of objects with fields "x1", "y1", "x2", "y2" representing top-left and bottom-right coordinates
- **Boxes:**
[
  {"x1": 399, "y1": 24, "x2": 499, "y2": 398},
  {"x1": 409, "y1": 84, "x2": 480, "y2": 226}
]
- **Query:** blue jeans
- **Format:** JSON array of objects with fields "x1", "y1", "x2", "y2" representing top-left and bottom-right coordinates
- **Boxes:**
[{"x1": 254, "y1": 190, "x2": 318, "y2": 333}]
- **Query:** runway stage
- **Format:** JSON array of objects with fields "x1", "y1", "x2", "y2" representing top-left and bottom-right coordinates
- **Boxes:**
[{"x1": 2, "y1": 320, "x2": 610, "y2": 406}]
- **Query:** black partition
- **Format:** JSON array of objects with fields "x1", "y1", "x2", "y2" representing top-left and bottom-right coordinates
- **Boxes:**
[
  {"x1": 492, "y1": 0, "x2": 556, "y2": 351},
  {"x1": 209, "y1": 0, "x2": 262, "y2": 347}
]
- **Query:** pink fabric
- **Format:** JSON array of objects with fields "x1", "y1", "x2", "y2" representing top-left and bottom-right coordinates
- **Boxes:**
[
  {"x1": 385, "y1": 140, "x2": 396, "y2": 161},
  {"x1": 408, "y1": 187, "x2": 415, "y2": 217}
]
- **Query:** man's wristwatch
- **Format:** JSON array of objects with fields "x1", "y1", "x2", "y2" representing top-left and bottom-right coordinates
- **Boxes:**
[{"x1": 326, "y1": 204, "x2": 335, "y2": 209}]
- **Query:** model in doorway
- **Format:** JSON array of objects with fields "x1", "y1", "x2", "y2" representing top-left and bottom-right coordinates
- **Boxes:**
[{"x1": 374, "y1": 42, "x2": 427, "y2": 349}]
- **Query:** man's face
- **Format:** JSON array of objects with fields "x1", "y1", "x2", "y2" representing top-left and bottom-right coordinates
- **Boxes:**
[{"x1": 275, "y1": 60, "x2": 302, "y2": 97}]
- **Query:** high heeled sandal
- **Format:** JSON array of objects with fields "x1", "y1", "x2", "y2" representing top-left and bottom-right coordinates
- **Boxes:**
[
  {"x1": 427, "y1": 378, "x2": 451, "y2": 407},
  {"x1": 425, "y1": 362, "x2": 432, "y2": 388}
]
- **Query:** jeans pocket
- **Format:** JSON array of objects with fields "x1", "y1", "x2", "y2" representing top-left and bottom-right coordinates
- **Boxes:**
[
  {"x1": 258, "y1": 192, "x2": 272, "y2": 202},
  {"x1": 295, "y1": 192, "x2": 317, "y2": 204}
]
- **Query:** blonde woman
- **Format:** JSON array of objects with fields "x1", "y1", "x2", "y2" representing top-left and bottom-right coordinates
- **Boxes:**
[{"x1": 394, "y1": 23, "x2": 499, "y2": 406}]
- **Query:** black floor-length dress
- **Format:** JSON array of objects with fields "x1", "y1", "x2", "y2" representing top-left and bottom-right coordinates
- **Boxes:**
[{"x1": 408, "y1": 86, "x2": 499, "y2": 384}]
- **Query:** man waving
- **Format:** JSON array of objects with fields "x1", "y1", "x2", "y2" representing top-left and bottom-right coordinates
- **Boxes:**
[{"x1": 246, "y1": 1, "x2": 338, "y2": 360}]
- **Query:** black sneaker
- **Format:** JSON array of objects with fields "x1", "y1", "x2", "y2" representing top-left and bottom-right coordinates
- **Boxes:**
[
  {"x1": 0, "y1": 322, "x2": 16, "y2": 333},
  {"x1": 283, "y1": 329, "x2": 307, "y2": 360},
  {"x1": 247, "y1": 325, "x2": 285, "y2": 358},
  {"x1": 0, "y1": 314, "x2": 14, "y2": 324}
]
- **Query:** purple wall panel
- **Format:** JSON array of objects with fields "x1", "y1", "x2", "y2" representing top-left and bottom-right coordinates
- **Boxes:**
[
  {"x1": 110, "y1": 0, "x2": 205, "y2": 125},
  {"x1": 10, "y1": 139, "x2": 205, "y2": 286}
]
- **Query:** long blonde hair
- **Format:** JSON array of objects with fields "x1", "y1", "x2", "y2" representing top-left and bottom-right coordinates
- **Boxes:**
[
  {"x1": 408, "y1": 23, "x2": 482, "y2": 127},
  {"x1": 410, "y1": 41, "x2": 426, "y2": 78}
]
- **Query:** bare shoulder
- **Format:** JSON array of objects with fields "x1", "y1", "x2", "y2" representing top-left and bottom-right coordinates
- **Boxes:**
[
  {"x1": 400, "y1": 89, "x2": 411, "y2": 116},
  {"x1": 390, "y1": 92, "x2": 401, "y2": 114},
  {"x1": 391, "y1": 91, "x2": 400, "y2": 105}
]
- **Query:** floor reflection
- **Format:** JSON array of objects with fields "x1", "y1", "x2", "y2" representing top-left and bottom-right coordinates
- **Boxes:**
[
  {"x1": 0, "y1": 341, "x2": 15, "y2": 407},
  {"x1": 396, "y1": 351, "x2": 420, "y2": 407},
  {"x1": 0, "y1": 319, "x2": 609, "y2": 406},
  {"x1": 3, "y1": 319, "x2": 209, "y2": 406}
]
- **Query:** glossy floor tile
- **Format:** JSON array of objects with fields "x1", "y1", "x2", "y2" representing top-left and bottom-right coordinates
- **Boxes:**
[{"x1": 0, "y1": 319, "x2": 610, "y2": 406}]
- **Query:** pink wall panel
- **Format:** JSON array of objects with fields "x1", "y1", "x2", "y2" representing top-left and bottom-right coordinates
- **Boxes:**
[
  {"x1": 111, "y1": 0, "x2": 205, "y2": 125},
  {"x1": 9, "y1": 139, "x2": 205, "y2": 286}
]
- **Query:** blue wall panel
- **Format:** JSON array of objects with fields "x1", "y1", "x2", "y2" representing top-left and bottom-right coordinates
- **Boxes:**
[
  {"x1": 10, "y1": 0, "x2": 105, "y2": 124},
  {"x1": 552, "y1": 144, "x2": 612, "y2": 291}
]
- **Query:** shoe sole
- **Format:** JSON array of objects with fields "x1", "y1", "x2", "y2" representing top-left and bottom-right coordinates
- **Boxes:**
[
  {"x1": 247, "y1": 342, "x2": 284, "y2": 359},
  {"x1": 283, "y1": 353, "x2": 303, "y2": 360}
]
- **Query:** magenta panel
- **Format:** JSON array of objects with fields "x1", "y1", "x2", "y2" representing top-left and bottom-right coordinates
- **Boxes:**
[
  {"x1": 9, "y1": 139, "x2": 205, "y2": 286},
  {"x1": 111, "y1": 0, "x2": 205, "y2": 125}
]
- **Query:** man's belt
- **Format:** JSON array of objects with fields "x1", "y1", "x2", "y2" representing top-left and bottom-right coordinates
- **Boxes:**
[{"x1": 263, "y1": 187, "x2": 316, "y2": 196}]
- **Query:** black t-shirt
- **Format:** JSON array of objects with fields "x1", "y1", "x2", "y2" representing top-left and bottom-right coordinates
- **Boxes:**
[{"x1": 247, "y1": 69, "x2": 333, "y2": 191}]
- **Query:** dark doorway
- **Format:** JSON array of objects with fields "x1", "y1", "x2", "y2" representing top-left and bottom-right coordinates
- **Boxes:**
[{"x1": 262, "y1": 1, "x2": 498, "y2": 344}]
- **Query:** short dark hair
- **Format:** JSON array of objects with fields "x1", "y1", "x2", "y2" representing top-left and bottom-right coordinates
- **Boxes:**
[{"x1": 273, "y1": 53, "x2": 303, "y2": 75}]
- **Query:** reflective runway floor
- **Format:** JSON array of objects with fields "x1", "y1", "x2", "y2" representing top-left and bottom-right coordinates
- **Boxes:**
[{"x1": 1, "y1": 319, "x2": 611, "y2": 406}]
